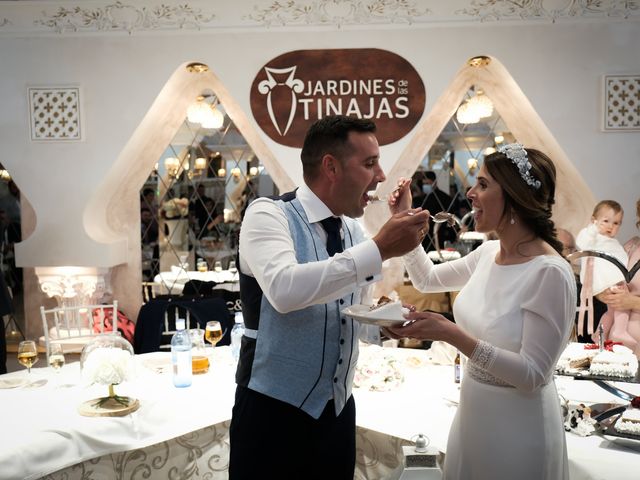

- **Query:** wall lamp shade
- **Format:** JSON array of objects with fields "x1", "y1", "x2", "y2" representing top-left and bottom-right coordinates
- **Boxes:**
[
  {"x1": 468, "y1": 91, "x2": 493, "y2": 118},
  {"x1": 164, "y1": 157, "x2": 180, "y2": 176},
  {"x1": 194, "y1": 157, "x2": 207, "y2": 170},
  {"x1": 456, "y1": 89, "x2": 494, "y2": 124},
  {"x1": 201, "y1": 107, "x2": 224, "y2": 129},
  {"x1": 217, "y1": 168, "x2": 226, "y2": 177},
  {"x1": 456, "y1": 101, "x2": 480, "y2": 124},
  {"x1": 187, "y1": 99, "x2": 210, "y2": 124}
]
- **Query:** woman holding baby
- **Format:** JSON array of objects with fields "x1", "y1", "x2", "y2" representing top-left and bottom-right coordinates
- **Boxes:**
[{"x1": 598, "y1": 198, "x2": 640, "y2": 355}]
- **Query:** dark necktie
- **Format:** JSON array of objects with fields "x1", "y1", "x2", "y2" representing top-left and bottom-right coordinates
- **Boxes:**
[{"x1": 320, "y1": 217, "x2": 343, "y2": 257}]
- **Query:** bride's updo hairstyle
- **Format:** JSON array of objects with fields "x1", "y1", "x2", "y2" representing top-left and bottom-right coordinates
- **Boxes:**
[{"x1": 484, "y1": 147, "x2": 563, "y2": 255}]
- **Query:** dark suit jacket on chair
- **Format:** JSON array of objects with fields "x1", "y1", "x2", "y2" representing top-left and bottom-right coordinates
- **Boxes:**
[{"x1": 134, "y1": 295, "x2": 233, "y2": 354}]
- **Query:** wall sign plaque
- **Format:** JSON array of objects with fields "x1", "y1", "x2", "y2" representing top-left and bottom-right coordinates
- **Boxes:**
[{"x1": 250, "y1": 48, "x2": 425, "y2": 147}]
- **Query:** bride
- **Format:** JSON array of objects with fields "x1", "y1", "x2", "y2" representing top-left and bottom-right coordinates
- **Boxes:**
[{"x1": 387, "y1": 144, "x2": 576, "y2": 479}]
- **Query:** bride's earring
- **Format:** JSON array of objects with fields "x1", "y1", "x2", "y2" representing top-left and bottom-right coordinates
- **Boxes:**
[{"x1": 510, "y1": 212, "x2": 516, "y2": 225}]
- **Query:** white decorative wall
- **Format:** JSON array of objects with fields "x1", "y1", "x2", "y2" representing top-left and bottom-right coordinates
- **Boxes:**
[{"x1": 0, "y1": 0, "x2": 638, "y2": 329}]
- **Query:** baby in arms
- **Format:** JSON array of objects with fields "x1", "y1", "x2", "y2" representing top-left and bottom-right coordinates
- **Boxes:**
[{"x1": 576, "y1": 200, "x2": 634, "y2": 349}]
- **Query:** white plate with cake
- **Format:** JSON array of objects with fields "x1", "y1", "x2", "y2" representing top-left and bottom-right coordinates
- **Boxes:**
[
  {"x1": 342, "y1": 298, "x2": 411, "y2": 328},
  {"x1": 556, "y1": 342, "x2": 640, "y2": 382}
]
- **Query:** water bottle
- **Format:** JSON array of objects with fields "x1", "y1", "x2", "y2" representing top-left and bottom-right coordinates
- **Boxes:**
[
  {"x1": 231, "y1": 312, "x2": 245, "y2": 361},
  {"x1": 171, "y1": 318, "x2": 192, "y2": 387}
]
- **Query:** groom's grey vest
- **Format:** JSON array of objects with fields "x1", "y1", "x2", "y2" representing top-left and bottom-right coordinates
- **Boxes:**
[{"x1": 235, "y1": 193, "x2": 363, "y2": 419}]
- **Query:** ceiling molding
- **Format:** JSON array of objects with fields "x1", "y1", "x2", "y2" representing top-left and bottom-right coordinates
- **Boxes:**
[{"x1": 0, "y1": 0, "x2": 638, "y2": 36}]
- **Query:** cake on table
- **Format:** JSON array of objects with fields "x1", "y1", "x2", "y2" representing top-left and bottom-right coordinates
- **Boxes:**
[
  {"x1": 589, "y1": 345, "x2": 638, "y2": 378},
  {"x1": 564, "y1": 403, "x2": 597, "y2": 437},
  {"x1": 615, "y1": 408, "x2": 640, "y2": 435},
  {"x1": 557, "y1": 341, "x2": 638, "y2": 378},
  {"x1": 556, "y1": 342, "x2": 599, "y2": 373}
]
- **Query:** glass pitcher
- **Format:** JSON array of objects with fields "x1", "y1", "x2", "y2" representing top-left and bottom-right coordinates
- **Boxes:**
[{"x1": 189, "y1": 328, "x2": 209, "y2": 374}]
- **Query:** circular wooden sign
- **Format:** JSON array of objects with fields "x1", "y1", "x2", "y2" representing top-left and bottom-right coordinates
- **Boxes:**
[{"x1": 250, "y1": 48, "x2": 426, "y2": 147}]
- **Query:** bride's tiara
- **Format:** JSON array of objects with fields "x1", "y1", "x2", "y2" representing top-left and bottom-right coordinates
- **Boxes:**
[{"x1": 497, "y1": 143, "x2": 541, "y2": 190}]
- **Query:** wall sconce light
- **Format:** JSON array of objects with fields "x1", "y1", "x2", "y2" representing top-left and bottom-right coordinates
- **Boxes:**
[
  {"x1": 187, "y1": 96, "x2": 210, "y2": 124},
  {"x1": 230, "y1": 167, "x2": 242, "y2": 182},
  {"x1": 456, "y1": 101, "x2": 479, "y2": 124},
  {"x1": 494, "y1": 134, "x2": 504, "y2": 144},
  {"x1": 468, "y1": 90, "x2": 493, "y2": 118},
  {"x1": 0, "y1": 169, "x2": 11, "y2": 181},
  {"x1": 164, "y1": 157, "x2": 180, "y2": 177},
  {"x1": 187, "y1": 95, "x2": 224, "y2": 129},
  {"x1": 456, "y1": 87, "x2": 494, "y2": 124},
  {"x1": 217, "y1": 167, "x2": 226, "y2": 177},
  {"x1": 483, "y1": 147, "x2": 496, "y2": 155},
  {"x1": 467, "y1": 158, "x2": 479, "y2": 175},
  {"x1": 194, "y1": 157, "x2": 207, "y2": 171},
  {"x1": 201, "y1": 105, "x2": 224, "y2": 129},
  {"x1": 249, "y1": 166, "x2": 258, "y2": 177}
]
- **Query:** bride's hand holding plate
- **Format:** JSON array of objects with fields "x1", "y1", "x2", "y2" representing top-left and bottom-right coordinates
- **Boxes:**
[{"x1": 386, "y1": 310, "x2": 454, "y2": 341}]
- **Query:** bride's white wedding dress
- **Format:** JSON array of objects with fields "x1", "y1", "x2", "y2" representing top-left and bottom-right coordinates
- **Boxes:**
[{"x1": 404, "y1": 241, "x2": 576, "y2": 479}]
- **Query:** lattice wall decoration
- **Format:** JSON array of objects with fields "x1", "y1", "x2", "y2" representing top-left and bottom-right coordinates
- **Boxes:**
[
  {"x1": 603, "y1": 75, "x2": 640, "y2": 132},
  {"x1": 28, "y1": 87, "x2": 81, "y2": 141}
]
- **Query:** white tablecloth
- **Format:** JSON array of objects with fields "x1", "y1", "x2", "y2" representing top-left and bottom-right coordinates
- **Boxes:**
[
  {"x1": 0, "y1": 349, "x2": 237, "y2": 480},
  {"x1": 154, "y1": 269, "x2": 240, "y2": 294},
  {"x1": 2, "y1": 345, "x2": 640, "y2": 479}
]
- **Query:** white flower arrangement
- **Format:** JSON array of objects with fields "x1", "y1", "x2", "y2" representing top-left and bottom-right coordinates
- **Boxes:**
[
  {"x1": 162, "y1": 197, "x2": 189, "y2": 219},
  {"x1": 354, "y1": 348, "x2": 404, "y2": 392},
  {"x1": 82, "y1": 347, "x2": 133, "y2": 386}
]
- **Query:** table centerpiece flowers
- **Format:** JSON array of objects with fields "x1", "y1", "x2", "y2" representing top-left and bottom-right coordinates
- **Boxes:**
[{"x1": 79, "y1": 334, "x2": 139, "y2": 416}]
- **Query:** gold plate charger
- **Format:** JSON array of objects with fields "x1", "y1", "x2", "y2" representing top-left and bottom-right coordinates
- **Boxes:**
[{"x1": 78, "y1": 397, "x2": 140, "y2": 417}]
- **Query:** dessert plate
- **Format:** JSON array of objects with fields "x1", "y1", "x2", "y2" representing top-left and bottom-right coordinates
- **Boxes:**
[{"x1": 341, "y1": 304, "x2": 408, "y2": 328}]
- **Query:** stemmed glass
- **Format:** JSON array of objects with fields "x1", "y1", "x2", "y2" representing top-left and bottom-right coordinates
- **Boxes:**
[
  {"x1": 228, "y1": 260, "x2": 237, "y2": 274},
  {"x1": 48, "y1": 343, "x2": 66, "y2": 373},
  {"x1": 214, "y1": 261, "x2": 223, "y2": 273},
  {"x1": 17, "y1": 340, "x2": 39, "y2": 374},
  {"x1": 205, "y1": 321, "x2": 223, "y2": 347}
]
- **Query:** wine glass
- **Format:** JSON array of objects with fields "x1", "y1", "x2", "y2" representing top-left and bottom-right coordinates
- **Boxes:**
[
  {"x1": 48, "y1": 343, "x2": 66, "y2": 373},
  {"x1": 214, "y1": 261, "x2": 223, "y2": 273},
  {"x1": 205, "y1": 321, "x2": 223, "y2": 347},
  {"x1": 17, "y1": 340, "x2": 39, "y2": 374},
  {"x1": 228, "y1": 260, "x2": 237, "y2": 274}
]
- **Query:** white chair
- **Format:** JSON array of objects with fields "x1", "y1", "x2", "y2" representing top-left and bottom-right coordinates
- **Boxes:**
[{"x1": 40, "y1": 302, "x2": 118, "y2": 362}]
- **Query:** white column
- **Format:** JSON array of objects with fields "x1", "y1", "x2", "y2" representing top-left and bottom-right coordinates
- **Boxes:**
[{"x1": 35, "y1": 266, "x2": 111, "y2": 308}]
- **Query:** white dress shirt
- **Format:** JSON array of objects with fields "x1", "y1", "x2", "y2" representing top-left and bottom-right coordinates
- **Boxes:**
[{"x1": 238, "y1": 184, "x2": 382, "y2": 314}]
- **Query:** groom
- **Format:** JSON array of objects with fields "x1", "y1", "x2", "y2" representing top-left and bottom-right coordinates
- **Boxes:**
[{"x1": 228, "y1": 115, "x2": 430, "y2": 479}]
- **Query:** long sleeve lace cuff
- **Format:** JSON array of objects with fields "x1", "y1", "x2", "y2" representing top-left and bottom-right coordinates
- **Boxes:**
[
  {"x1": 470, "y1": 340, "x2": 496, "y2": 369},
  {"x1": 468, "y1": 340, "x2": 512, "y2": 387}
]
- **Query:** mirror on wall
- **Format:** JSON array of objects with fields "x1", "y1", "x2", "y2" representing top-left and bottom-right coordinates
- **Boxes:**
[
  {"x1": 140, "y1": 94, "x2": 279, "y2": 294},
  {"x1": 414, "y1": 86, "x2": 516, "y2": 254}
]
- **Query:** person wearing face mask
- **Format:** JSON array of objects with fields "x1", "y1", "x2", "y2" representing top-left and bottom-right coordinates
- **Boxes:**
[{"x1": 417, "y1": 171, "x2": 456, "y2": 252}]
